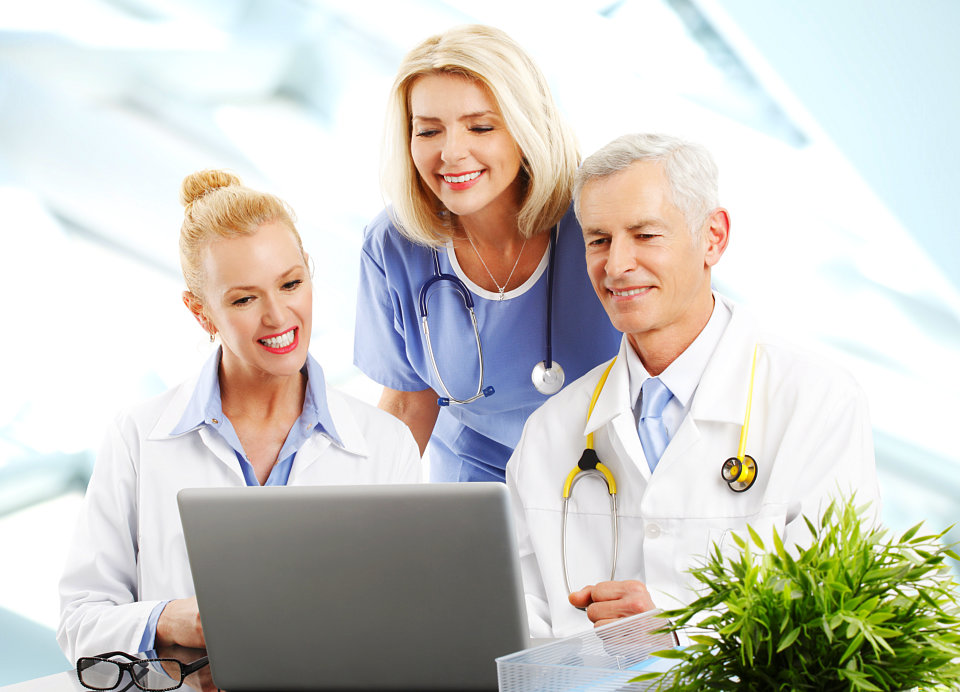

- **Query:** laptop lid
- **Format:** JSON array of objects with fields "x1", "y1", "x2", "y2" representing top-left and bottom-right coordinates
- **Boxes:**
[{"x1": 177, "y1": 483, "x2": 529, "y2": 691}]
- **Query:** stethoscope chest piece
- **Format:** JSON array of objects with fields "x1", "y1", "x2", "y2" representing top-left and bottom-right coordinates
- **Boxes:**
[
  {"x1": 531, "y1": 360, "x2": 565, "y2": 395},
  {"x1": 721, "y1": 454, "x2": 758, "y2": 492}
]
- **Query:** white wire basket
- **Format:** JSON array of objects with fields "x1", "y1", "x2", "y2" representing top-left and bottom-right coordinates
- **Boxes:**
[{"x1": 496, "y1": 610, "x2": 679, "y2": 692}]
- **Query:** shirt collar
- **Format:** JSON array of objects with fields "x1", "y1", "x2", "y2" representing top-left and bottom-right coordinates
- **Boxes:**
[
  {"x1": 625, "y1": 291, "x2": 732, "y2": 408},
  {"x1": 169, "y1": 348, "x2": 343, "y2": 448}
]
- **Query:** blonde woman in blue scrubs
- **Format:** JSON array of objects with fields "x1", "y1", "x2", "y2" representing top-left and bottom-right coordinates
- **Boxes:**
[{"x1": 355, "y1": 25, "x2": 620, "y2": 482}]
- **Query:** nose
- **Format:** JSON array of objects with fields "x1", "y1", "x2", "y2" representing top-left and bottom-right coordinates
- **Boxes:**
[
  {"x1": 261, "y1": 293, "x2": 286, "y2": 328},
  {"x1": 440, "y1": 129, "x2": 467, "y2": 165},
  {"x1": 605, "y1": 233, "x2": 635, "y2": 277}
]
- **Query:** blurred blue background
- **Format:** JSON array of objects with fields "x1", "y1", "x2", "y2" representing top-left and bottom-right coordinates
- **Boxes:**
[{"x1": 2, "y1": 0, "x2": 958, "y2": 684}]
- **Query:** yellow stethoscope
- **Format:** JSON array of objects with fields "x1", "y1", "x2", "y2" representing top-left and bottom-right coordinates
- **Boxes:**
[{"x1": 560, "y1": 346, "x2": 762, "y2": 596}]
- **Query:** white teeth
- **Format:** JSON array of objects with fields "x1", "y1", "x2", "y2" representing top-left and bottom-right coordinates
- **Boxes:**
[
  {"x1": 260, "y1": 329, "x2": 295, "y2": 349},
  {"x1": 611, "y1": 288, "x2": 647, "y2": 297},
  {"x1": 443, "y1": 171, "x2": 482, "y2": 184}
]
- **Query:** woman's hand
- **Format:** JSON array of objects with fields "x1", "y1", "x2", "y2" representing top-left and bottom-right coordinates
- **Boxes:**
[
  {"x1": 156, "y1": 597, "x2": 206, "y2": 649},
  {"x1": 377, "y1": 387, "x2": 440, "y2": 456}
]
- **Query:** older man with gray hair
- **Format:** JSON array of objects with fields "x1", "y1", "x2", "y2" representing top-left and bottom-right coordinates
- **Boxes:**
[{"x1": 505, "y1": 133, "x2": 880, "y2": 639}]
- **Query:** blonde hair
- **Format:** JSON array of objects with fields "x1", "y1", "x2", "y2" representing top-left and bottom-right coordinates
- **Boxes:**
[
  {"x1": 381, "y1": 24, "x2": 579, "y2": 246},
  {"x1": 179, "y1": 169, "x2": 305, "y2": 298}
]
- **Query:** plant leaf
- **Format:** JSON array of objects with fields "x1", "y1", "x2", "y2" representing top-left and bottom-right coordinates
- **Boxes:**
[
  {"x1": 748, "y1": 524, "x2": 765, "y2": 550},
  {"x1": 776, "y1": 626, "x2": 801, "y2": 652},
  {"x1": 900, "y1": 522, "x2": 922, "y2": 543}
]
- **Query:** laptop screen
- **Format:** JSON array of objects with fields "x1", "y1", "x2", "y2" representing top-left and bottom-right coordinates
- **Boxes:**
[{"x1": 178, "y1": 482, "x2": 529, "y2": 691}]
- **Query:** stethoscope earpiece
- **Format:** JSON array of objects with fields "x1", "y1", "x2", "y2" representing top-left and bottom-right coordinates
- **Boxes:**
[{"x1": 721, "y1": 454, "x2": 758, "y2": 492}]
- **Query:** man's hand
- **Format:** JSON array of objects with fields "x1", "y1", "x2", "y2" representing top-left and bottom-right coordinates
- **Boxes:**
[
  {"x1": 568, "y1": 580, "x2": 655, "y2": 627},
  {"x1": 156, "y1": 597, "x2": 206, "y2": 649}
]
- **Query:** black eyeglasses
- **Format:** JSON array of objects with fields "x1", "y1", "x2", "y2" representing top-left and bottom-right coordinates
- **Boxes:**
[{"x1": 77, "y1": 651, "x2": 209, "y2": 691}]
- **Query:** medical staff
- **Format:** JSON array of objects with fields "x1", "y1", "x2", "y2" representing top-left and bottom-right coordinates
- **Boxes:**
[
  {"x1": 58, "y1": 170, "x2": 420, "y2": 662},
  {"x1": 354, "y1": 25, "x2": 620, "y2": 482},
  {"x1": 506, "y1": 133, "x2": 880, "y2": 639}
]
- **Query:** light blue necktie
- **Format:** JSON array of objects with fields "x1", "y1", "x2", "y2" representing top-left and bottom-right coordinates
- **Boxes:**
[{"x1": 638, "y1": 377, "x2": 673, "y2": 472}]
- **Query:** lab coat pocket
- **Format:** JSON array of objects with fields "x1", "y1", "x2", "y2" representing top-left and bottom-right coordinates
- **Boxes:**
[{"x1": 701, "y1": 503, "x2": 789, "y2": 568}]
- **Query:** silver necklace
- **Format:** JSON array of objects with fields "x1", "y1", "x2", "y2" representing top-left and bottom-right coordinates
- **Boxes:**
[{"x1": 464, "y1": 230, "x2": 527, "y2": 301}]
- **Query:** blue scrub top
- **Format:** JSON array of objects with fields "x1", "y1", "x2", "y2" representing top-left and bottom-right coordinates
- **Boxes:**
[{"x1": 354, "y1": 205, "x2": 620, "y2": 482}]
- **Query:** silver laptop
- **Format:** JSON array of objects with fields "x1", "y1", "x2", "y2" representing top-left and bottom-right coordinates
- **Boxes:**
[{"x1": 177, "y1": 483, "x2": 529, "y2": 691}]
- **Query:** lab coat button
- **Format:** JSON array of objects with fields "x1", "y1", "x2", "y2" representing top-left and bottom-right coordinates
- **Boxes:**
[
  {"x1": 645, "y1": 523, "x2": 661, "y2": 539},
  {"x1": 211, "y1": 418, "x2": 219, "y2": 425}
]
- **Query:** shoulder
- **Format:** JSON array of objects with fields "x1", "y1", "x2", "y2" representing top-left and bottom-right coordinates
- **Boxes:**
[
  {"x1": 362, "y1": 208, "x2": 427, "y2": 256},
  {"x1": 112, "y1": 378, "x2": 195, "y2": 437},
  {"x1": 360, "y1": 208, "x2": 434, "y2": 280},
  {"x1": 555, "y1": 204, "x2": 582, "y2": 248},
  {"x1": 723, "y1": 298, "x2": 864, "y2": 402},
  {"x1": 760, "y1": 336, "x2": 865, "y2": 401},
  {"x1": 362, "y1": 207, "x2": 399, "y2": 245}
]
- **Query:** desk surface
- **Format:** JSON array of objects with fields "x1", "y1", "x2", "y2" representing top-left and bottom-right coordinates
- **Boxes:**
[
  {"x1": 0, "y1": 671, "x2": 82, "y2": 692},
  {"x1": 0, "y1": 647, "x2": 214, "y2": 692}
]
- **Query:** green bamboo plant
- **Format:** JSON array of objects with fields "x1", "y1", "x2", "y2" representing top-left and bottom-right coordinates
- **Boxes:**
[{"x1": 635, "y1": 496, "x2": 960, "y2": 691}]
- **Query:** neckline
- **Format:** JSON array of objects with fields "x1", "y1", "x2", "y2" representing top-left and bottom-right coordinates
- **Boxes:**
[{"x1": 443, "y1": 236, "x2": 550, "y2": 301}]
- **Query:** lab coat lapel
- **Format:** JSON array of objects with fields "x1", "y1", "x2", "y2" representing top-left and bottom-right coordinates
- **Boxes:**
[
  {"x1": 147, "y1": 376, "x2": 197, "y2": 441},
  {"x1": 288, "y1": 433, "x2": 333, "y2": 478},
  {"x1": 144, "y1": 375, "x2": 246, "y2": 480},
  {"x1": 583, "y1": 349, "x2": 629, "y2": 438},
  {"x1": 584, "y1": 342, "x2": 650, "y2": 479},
  {"x1": 689, "y1": 302, "x2": 758, "y2": 426},
  {"x1": 646, "y1": 300, "x2": 759, "y2": 475},
  {"x1": 288, "y1": 390, "x2": 368, "y2": 480},
  {"x1": 196, "y1": 426, "x2": 247, "y2": 480}
]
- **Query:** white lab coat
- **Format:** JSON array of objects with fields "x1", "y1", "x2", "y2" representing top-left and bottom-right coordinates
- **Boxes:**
[
  {"x1": 506, "y1": 296, "x2": 880, "y2": 639},
  {"x1": 57, "y1": 372, "x2": 421, "y2": 662}
]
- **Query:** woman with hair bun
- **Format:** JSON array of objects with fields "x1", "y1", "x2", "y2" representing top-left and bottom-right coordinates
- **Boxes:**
[
  {"x1": 355, "y1": 25, "x2": 620, "y2": 482},
  {"x1": 58, "y1": 170, "x2": 420, "y2": 661}
]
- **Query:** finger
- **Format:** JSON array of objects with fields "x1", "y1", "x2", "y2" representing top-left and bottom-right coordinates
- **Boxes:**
[
  {"x1": 586, "y1": 580, "x2": 638, "y2": 602},
  {"x1": 568, "y1": 586, "x2": 594, "y2": 609},
  {"x1": 585, "y1": 593, "x2": 655, "y2": 624}
]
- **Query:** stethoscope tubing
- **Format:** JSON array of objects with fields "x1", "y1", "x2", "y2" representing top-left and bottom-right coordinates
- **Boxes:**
[
  {"x1": 418, "y1": 226, "x2": 559, "y2": 405},
  {"x1": 561, "y1": 357, "x2": 618, "y2": 597},
  {"x1": 560, "y1": 345, "x2": 762, "y2": 596},
  {"x1": 419, "y1": 250, "x2": 491, "y2": 406},
  {"x1": 543, "y1": 225, "x2": 558, "y2": 370}
]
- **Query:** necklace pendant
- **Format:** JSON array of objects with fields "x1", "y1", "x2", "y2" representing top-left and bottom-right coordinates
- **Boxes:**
[{"x1": 498, "y1": 289, "x2": 505, "y2": 301}]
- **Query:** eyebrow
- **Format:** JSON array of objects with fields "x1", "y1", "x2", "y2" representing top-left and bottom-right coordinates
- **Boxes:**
[
  {"x1": 629, "y1": 217, "x2": 667, "y2": 229},
  {"x1": 582, "y1": 227, "x2": 610, "y2": 237},
  {"x1": 582, "y1": 218, "x2": 669, "y2": 239},
  {"x1": 411, "y1": 110, "x2": 499, "y2": 122},
  {"x1": 224, "y1": 265, "x2": 304, "y2": 293}
]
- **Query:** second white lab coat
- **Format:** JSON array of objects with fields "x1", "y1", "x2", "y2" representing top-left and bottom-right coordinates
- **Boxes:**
[
  {"x1": 58, "y1": 372, "x2": 421, "y2": 662},
  {"x1": 506, "y1": 297, "x2": 880, "y2": 639}
]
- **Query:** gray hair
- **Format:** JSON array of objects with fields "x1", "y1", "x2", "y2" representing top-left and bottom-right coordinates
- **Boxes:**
[{"x1": 573, "y1": 133, "x2": 719, "y2": 234}]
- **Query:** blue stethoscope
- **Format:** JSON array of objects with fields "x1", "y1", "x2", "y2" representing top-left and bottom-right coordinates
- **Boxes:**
[{"x1": 418, "y1": 225, "x2": 564, "y2": 406}]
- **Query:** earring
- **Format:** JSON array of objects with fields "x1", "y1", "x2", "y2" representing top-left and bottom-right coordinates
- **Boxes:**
[{"x1": 210, "y1": 332, "x2": 216, "y2": 343}]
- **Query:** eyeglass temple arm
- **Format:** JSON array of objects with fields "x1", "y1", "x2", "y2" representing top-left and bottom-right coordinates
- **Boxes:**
[{"x1": 180, "y1": 656, "x2": 209, "y2": 676}]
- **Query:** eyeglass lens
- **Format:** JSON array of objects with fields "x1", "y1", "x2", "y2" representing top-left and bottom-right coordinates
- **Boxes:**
[
  {"x1": 79, "y1": 657, "x2": 184, "y2": 691},
  {"x1": 78, "y1": 659, "x2": 122, "y2": 690}
]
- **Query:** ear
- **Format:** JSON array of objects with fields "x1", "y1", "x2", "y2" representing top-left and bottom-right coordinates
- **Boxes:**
[
  {"x1": 701, "y1": 207, "x2": 730, "y2": 268},
  {"x1": 183, "y1": 291, "x2": 215, "y2": 335}
]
